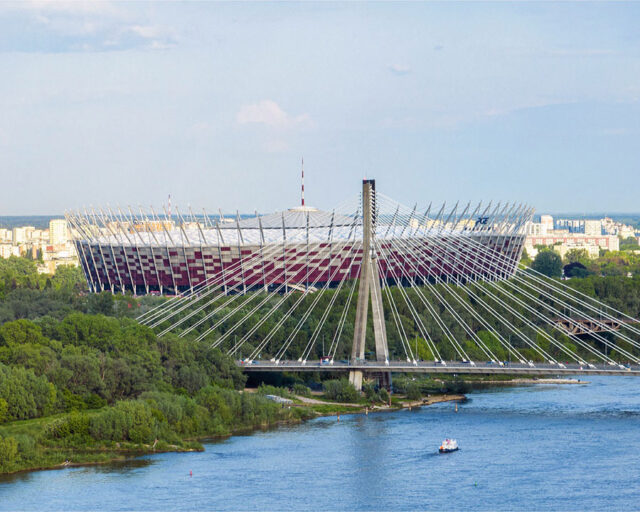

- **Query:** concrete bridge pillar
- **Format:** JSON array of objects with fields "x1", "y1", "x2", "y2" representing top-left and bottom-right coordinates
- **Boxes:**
[{"x1": 349, "y1": 179, "x2": 390, "y2": 391}]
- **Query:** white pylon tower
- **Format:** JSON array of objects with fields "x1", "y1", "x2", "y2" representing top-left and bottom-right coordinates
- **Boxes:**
[{"x1": 349, "y1": 179, "x2": 390, "y2": 391}]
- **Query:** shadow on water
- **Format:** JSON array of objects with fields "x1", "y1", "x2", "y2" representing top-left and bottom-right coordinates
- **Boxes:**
[
  {"x1": 84, "y1": 458, "x2": 155, "y2": 474},
  {"x1": 0, "y1": 458, "x2": 154, "y2": 486}
]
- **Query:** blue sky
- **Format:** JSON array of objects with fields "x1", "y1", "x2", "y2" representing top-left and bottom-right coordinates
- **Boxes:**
[{"x1": 1, "y1": 2, "x2": 639, "y2": 215}]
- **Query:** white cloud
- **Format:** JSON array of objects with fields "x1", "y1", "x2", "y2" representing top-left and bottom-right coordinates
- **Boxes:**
[
  {"x1": 0, "y1": 2, "x2": 177, "y2": 53},
  {"x1": 236, "y1": 100, "x2": 312, "y2": 129},
  {"x1": 5, "y1": 1, "x2": 116, "y2": 15},
  {"x1": 389, "y1": 64, "x2": 411, "y2": 76}
]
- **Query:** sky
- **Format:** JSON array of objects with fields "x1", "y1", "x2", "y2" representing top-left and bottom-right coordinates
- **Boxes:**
[{"x1": 1, "y1": 1, "x2": 639, "y2": 215}]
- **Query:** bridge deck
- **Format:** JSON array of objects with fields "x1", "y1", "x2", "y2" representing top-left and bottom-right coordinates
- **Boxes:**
[{"x1": 238, "y1": 360, "x2": 640, "y2": 377}]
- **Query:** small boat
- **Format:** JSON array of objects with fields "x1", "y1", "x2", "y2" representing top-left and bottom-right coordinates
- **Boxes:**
[{"x1": 439, "y1": 438, "x2": 459, "y2": 453}]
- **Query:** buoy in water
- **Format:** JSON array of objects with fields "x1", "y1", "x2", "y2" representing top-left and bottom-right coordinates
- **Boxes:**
[
  {"x1": 455, "y1": 403, "x2": 458, "y2": 413},
  {"x1": 190, "y1": 470, "x2": 193, "y2": 477}
]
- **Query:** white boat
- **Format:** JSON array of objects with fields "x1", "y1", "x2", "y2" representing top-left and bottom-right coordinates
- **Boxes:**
[{"x1": 439, "y1": 438, "x2": 459, "y2": 453}]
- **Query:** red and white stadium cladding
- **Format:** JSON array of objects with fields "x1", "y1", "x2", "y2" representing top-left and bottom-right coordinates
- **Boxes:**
[{"x1": 69, "y1": 207, "x2": 530, "y2": 295}]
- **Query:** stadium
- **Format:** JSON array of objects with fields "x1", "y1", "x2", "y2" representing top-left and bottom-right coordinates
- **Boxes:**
[{"x1": 66, "y1": 180, "x2": 533, "y2": 296}]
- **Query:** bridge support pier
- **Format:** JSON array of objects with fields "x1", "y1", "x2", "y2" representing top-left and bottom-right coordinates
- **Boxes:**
[{"x1": 349, "y1": 179, "x2": 390, "y2": 391}]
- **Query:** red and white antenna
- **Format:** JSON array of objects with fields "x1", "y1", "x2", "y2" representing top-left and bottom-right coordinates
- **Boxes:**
[
  {"x1": 301, "y1": 157, "x2": 305, "y2": 207},
  {"x1": 168, "y1": 194, "x2": 172, "y2": 219}
]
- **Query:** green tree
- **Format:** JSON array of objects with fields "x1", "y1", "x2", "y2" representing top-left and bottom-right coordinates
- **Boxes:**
[
  {"x1": 0, "y1": 398, "x2": 8, "y2": 423},
  {"x1": 531, "y1": 250, "x2": 563, "y2": 278},
  {"x1": 323, "y1": 379, "x2": 358, "y2": 402},
  {"x1": 405, "y1": 381, "x2": 421, "y2": 400},
  {"x1": 564, "y1": 249, "x2": 589, "y2": 265},
  {"x1": 0, "y1": 436, "x2": 18, "y2": 472}
]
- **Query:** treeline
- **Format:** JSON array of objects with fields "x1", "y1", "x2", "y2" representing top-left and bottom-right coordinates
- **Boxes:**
[
  {"x1": 0, "y1": 312, "x2": 248, "y2": 418},
  {"x1": 145, "y1": 273, "x2": 640, "y2": 365},
  {"x1": 0, "y1": 258, "x2": 311, "y2": 474}
]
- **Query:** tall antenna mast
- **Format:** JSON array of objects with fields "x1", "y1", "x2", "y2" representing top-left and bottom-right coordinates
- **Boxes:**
[
  {"x1": 301, "y1": 157, "x2": 305, "y2": 207},
  {"x1": 168, "y1": 194, "x2": 172, "y2": 219}
]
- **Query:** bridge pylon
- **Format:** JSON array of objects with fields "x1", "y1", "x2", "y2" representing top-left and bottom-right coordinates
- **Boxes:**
[{"x1": 349, "y1": 179, "x2": 390, "y2": 391}]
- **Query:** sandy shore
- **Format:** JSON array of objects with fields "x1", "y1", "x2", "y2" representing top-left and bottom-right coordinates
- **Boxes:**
[
  {"x1": 295, "y1": 393, "x2": 466, "y2": 415},
  {"x1": 476, "y1": 378, "x2": 588, "y2": 385}
]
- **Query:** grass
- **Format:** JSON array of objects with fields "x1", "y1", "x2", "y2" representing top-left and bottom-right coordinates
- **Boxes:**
[
  {"x1": 0, "y1": 408, "x2": 111, "y2": 440},
  {"x1": 308, "y1": 404, "x2": 362, "y2": 415},
  {"x1": 0, "y1": 413, "x2": 68, "y2": 438}
]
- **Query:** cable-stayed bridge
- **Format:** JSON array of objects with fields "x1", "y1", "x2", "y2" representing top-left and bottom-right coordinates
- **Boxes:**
[{"x1": 71, "y1": 180, "x2": 640, "y2": 389}]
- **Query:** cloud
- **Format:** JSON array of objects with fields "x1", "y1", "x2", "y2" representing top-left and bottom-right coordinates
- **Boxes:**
[
  {"x1": 0, "y1": 2, "x2": 177, "y2": 52},
  {"x1": 434, "y1": 45, "x2": 444, "y2": 51},
  {"x1": 389, "y1": 64, "x2": 411, "y2": 76},
  {"x1": 236, "y1": 100, "x2": 312, "y2": 129}
]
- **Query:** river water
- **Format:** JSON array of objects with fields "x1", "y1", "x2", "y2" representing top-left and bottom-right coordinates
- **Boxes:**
[{"x1": 1, "y1": 376, "x2": 639, "y2": 511}]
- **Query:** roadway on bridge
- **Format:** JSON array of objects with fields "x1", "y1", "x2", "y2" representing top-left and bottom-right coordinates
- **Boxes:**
[{"x1": 238, "y1": 360, "x2": 640, "y2": 376}]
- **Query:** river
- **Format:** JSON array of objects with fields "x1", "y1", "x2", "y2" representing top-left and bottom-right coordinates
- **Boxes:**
[{"x1": 1, "y1": 376, "x2": 639, "y2": 511}]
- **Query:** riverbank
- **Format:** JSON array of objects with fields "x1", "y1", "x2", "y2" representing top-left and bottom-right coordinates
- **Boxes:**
[
  {"x1": 0, "y1": 392, "x2": 464, "y2": 477},
  {"x1": 0, "y1": 377, "x2": 585, "y2": 477},
  {"x1": 294, "y1": 392, "x2": 466, "y2": 416},
  {"x1": 478, "y1": 378, "x2": 588, "y2": 385}
]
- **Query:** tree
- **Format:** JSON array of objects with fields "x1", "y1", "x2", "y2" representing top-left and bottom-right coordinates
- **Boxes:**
[
  {"x1": 323, "y1": 379, "x2": 359, "y2": 402},
  {"x1": 531, "y1": 250, "x2": 563, "y2": 278},
  {"x1": 0, "y1": 398, "x2": 8, "y2": 423},
  {"x1": 0, "y1": 436, "x2": 18, "y2": 472},
  {"x1": 564, "y1": 261, "x2": 591, "y2": 279},
  {"x1": 520, "y1": 248, "x2": 532, "y2": 266},
  {"x1": 51, "y1": 265, "x2": 86, "y2": 292},
  {"x1": 564, "y1": 249, "x2": 589, "y2": 265}
]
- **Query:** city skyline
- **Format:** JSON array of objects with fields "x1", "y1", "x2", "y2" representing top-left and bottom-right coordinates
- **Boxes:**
[{"x1": 1, "y1": 2, "x2": 639, "y2": 215}]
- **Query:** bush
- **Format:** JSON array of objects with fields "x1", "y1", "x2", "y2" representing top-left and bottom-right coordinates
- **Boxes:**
[
  {"x1": 322, "y1": 379, "x2": 359, "y2": 403},
  {"x1": 379, "y1": 388, "x2": 390, "y2": 403},
  {"x1": 0, "y1": 436, "x2": 18, "y2": 472},
  {"x1": 89, "y1": 400, "x2": 157, "y2": 444},
  {"x1": 405, "y1": 381, "x2": 421, "y2": 400},
  {"x1": 45, "y1": 411, "x2": 90, "y2": 439},
  {"x1": 362, "y1": 382, "x2": 377, "y2": 400},
  {"x1": 256, "y1": 384, "x2": 293, "y2": 399},
  {"x1": 292, "y1": 383, "x2": 311, "y2": 397},
  {"x1": 0, "y1": 398, "x2": 7, "y2": 423},
  {"x1": 85, "y1": 393, "x2": 107, "y2": 410},
  {"x1": 0, "y1": 363, "x2": 56, "y2": 421},
  {"x1": 14, "y1": 434, "x2": 36, "y2": 460}
]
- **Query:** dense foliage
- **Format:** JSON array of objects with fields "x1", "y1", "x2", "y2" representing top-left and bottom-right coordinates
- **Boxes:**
[
  {"x1": 0, "y1": 258, "x2": 310, "y2": 474},
  {"x1": 531, "y1": 250, "x2": 563, "y2": 278}
]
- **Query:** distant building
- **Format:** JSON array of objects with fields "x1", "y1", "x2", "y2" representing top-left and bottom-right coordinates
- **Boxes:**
[
  {"x1": 525, "y1": 234, "x2": 619, "y2": 260},
  {"x1": 555, "y1": 218, "x2": 584, "y2": 233},
  {"x1": 619, "y1": 225, "x2": 636, "y2": 239},
  {"x1": 0, "y1": 244, "x2": 20, "y2": 258},
  {"x1": 49, "y1": 219, "x2": 68, "y2": 245},
  {"x1": 584, "y1": 220, "x2": 602, "y2": 236},
  {"x1": 525, "y1": 221, "x2": 542, "y2": 236},
  {"x1": 12, "y1": 227, "x2": 27, "y2": 245},
  {"x1": 540, "y1": 215, "x2": 554, "y2": 235}
]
